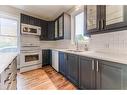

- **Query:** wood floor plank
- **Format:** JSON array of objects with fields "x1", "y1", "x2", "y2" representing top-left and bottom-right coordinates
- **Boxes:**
[{"x1": 17, "y1": 66, "x2": 77, "y2": 90}]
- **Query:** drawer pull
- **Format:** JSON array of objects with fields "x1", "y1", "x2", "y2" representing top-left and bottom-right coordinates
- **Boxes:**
[
  {"x1": 4, "y1": 67, "x2": 10, "y2": 71},
  {"x1": 4, "y1": 79, "x2": 9, "y2": 84}
]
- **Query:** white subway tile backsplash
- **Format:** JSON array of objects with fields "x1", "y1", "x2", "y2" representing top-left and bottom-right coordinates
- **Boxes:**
[{"x1": 90, "y1": 30, "x2": 127, "y2": 54}]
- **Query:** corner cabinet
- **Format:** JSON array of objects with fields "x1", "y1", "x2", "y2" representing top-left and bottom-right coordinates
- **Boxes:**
[
  {"x1": 54, "y1": 13, "x2": 71, "y2": 40},
  {"x1": 86, "y1": 5, "x2": 127, "y2": 35}
]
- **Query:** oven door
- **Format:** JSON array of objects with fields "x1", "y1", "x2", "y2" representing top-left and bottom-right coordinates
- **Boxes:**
[{"x1": 20, "y1": 51, "x2": 41, "y2": 67}]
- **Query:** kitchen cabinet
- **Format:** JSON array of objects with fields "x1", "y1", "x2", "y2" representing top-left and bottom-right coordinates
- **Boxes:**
[
  {"x1": 21, "y1": 13, "x2": 71, "y2": 41},
  {"x1": 54, "y1": 20, "x2": 58, "y2": 39},
  {"x1": 86, "y1": 5, "x2": 127, "y2": 35},
  {"x1": 59, "y1": 52, "x2": 67, "y2": 76},
  {"x1": 58, "y1": 51, "x2": 127, "y2": 89},
  {"x1": 0, "y1": 57, "x2": 17, "y2": 90},
  {"x1": 79, "y1": 56, "x2": 95, "y2": 89},
  {"x1": 66, "y1": 53, "x2": 79, "y2": 86},
  {"x1": 47, "y1": 21, "x2": 55, "y2": 40},
  {"x1": 42, "y1": 50, "x2": 52, "y2": 66},
  {"x1": 96, "y1": 60, "x2": 123, "y2": 90},
  {"x1": 40, "y1": 21, "x2": 55, "y2": 40},
  {"x1": 21, "y1": 13, "x2": 42, "y2": 26},
  {"x1": 105, "y1": 5, "x2": 127, "y2": 30},
  {"x1": 21, "y1": 14, "x2": 30, "y2": 24},
  {"x1": 58, "y1": 16, "x2": 64, "y2": 39},
  {"x1": 55, "y1": 13, "x2": 71, "y2": 40},
  {"x1": 79, "y1": 56, "x2": 123, "y2": 90},
  {"x1": 86, "y1": 5, "x2": 100, "y2": 33},
  {"x1": 40, "y1": 21, "x2": 48, "y2": 40}
]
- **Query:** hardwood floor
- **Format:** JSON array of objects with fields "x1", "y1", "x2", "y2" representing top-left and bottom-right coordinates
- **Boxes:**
[{"x1": 17, "y1": 66, "x2": 77, "y2": 90}]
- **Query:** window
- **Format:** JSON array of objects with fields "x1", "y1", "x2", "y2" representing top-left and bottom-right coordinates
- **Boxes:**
[
  {"x1": 74, "y1": 12, "x2": 89, "y2": 43},
  {"x1": 0, "y1": 18, "x2": 18, "y2": 52}
]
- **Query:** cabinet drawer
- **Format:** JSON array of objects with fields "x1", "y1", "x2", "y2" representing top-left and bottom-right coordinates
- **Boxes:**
[{"x1": 8, "y1": 80, "x2": 16, "y2": 90}]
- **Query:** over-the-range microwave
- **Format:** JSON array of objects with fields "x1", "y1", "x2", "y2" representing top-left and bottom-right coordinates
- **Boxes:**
[{"x1": 21, "y1": 23, "x2": 41, "y2": 35}]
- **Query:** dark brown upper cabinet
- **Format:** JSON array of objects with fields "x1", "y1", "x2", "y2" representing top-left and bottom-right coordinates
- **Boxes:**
[
  {"x1": 105, "y1": 5, "x2": 127, "y2": 30},
  {"x1": 20, "y1": 13, "x2": 41, "y2": 27},
  {"x1": 86, "y1": 5, "x2": 127, "y2": 35},
  {"x1": 20, "y1": 13, "x2": 71, "y2": 41},
  {"x1": 86, "y1": 5, "x2": 101, "y2": 33},
  {"x1": 54, "y1": 13, "x2": 71, "y2": 40}
]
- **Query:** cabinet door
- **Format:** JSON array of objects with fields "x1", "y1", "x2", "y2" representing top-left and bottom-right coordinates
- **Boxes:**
[
  {"x1": 59, "y1": 52, "x2": 67, "y2": 76},
  {"x1": 96, "y1": 60, "x2": 122, "y2": 90},
  {"x1": 29, "y1": 16, "x2": 35, "y2": 25},
  {"x1": 86, "y1": 5, "x2": 100, "y2": 32},
  {"x1": 42, "y1": 50, "x2": 51, "y2": 66},
  {"x1": 21, "y1": 14, "x2": 30, "y2": 24},
  {"x1": 105, "y1": 5, "x2": 125, "y2": 30},
  {"x1": 48, "y1": 21, "x2": 55, "y2": 40},
  {"x1": 55, "y1": 20, "x2": 58, "y2": 39},
  {"x1": 66, "y1": 54, "x2": 79, "y2": 86},
  {"x1": 79, "y1": 56, "x2": 95, "y2": 89},
  {"x1": 40, "y1": 21, "x2": 48, "y2": 40},
  {"x1": 58, "y1": 16, "x2": 64, "y2": 39}
]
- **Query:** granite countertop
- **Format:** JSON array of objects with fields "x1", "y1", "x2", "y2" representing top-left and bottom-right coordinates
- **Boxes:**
[
  {"x1": 0, "y1": 53, "x2": 18, "y2": 73},
  {"x1": 51, "y1": 48, "x2": 127, "y2": 65}
]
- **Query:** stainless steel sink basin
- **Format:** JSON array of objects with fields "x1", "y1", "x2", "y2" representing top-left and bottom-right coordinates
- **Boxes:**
[{"x1": 66, "y1": 49, "x2": 84, "y2": 52}]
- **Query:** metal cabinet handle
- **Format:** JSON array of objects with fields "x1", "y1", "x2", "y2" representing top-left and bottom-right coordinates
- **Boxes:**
[
  {"x1": 97, "y1": 20, "x2": 100, "y2": 29},
  {"x1": 96, "y1": 60, "x2": 99, "y2": 72},
  {"x1": 101, "y1": 19, "x2": 105, "y2": 29},
  {"x1": 92, "y1": 60, "x2": 94, "y2": 70}
]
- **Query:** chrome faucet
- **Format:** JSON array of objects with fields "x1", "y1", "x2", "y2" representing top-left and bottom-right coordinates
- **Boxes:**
[{"x1": 75, "y1": 41, "x2": 79, "y2": 50}]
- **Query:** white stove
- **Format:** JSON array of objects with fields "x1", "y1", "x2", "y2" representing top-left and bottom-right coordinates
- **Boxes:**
[{"x1": 20, "y1": 33, "x2": 42, "y2": 73}]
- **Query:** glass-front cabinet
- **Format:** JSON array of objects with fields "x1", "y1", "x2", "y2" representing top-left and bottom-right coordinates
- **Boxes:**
[
  {"x1": 55, "y1": 20, "x2": 58, "y2": 39},
  {"x1": 86, "y1": 5, "x2": 98, "y2": 32},
  {"x1": 106, "y1": 5, "x2": 124, "y2": 26},
  {"x1": 59, "y1": 16, "x2": 64, "y2": 38},
  {"x1": 85, "y1": 5, "x2": 127, "y2": 35},
  {"x1": 105, "y1": 5, "x2": 125, "y2": 30},
  {"x1": 54, "y1": 14, "x2": 64, "y2": 39}
]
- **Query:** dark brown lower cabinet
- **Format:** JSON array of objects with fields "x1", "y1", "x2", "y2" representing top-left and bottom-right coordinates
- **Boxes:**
[
  {"x1": 66, "y1": 53, "x2": 79, "y2": 87},
  {"x1": 79, "y1": 56, "x2": 127, "y2": 90},
  {"x1": 58, "y1": 52, "x2": 127, "y2": 90},
  {"x1": 42, "y1": 50, "x2": 52, "y2": 66},
  {"x1": 96, "y1": 60, "x2": 122, "y2": 90},
  {"x1": 59, "y1": 52, "x2": 67, "y2": 76},
  {"x1": 79, "y1": 56, "x2": 95, "y2": 89}
]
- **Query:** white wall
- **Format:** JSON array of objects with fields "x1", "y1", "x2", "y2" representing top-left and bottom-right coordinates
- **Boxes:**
[{"x1": 90, "y1": 30, "x2": 127, "y2": 55}]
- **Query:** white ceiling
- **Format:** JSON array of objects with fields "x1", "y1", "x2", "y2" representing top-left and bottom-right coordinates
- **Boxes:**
[{"x1": 11, "y1": 5, "x2": 74, "y2": 20}]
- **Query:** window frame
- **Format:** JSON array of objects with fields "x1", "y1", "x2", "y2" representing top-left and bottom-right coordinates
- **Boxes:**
[
  {"x1": 74, "y1": 11, "x2": 85, "y2": 41},
  {"x1": 0, "y1": 15, "x2": 19, "y2": 52}
]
